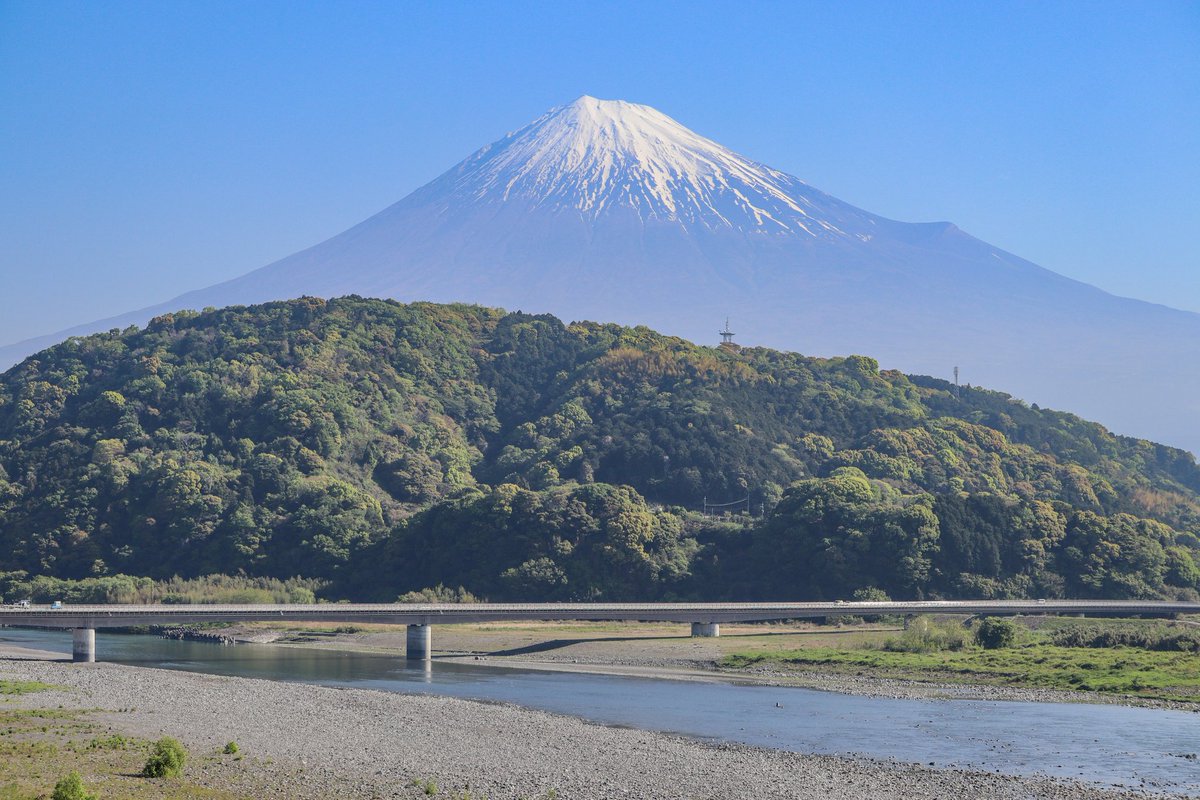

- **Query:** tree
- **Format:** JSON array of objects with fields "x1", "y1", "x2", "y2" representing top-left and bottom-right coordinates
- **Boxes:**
[
  {"x1": 752, "y1": 470, "x2": 939, "y2": 599},
  {"x1": 4, "y1": 297, "x2": 1200, "y2": 603},
  {"x1": 975, "y1": 617, "x2": 1018, "y2": 649}
]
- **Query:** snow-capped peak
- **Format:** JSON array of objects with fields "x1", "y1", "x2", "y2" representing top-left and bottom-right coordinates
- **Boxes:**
[{"x1": 441, "y1": 96, "x2": 853, "y2": 236}]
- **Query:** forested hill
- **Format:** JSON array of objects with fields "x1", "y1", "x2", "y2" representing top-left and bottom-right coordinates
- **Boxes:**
[{"x1": 1, "y1": 296, "x2": 1198, "y2": 602}]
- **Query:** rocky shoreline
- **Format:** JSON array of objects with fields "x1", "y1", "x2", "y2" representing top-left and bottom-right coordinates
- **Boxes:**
[
  {"x1": 153, "y1": 624, "x2": 239, "y2": 644},
  {"x1": 150, "y1": 624, "x2": 283, "y2": 645},
  {"x1": 0, "y1": 649, "x2": 1193, "y2": 800}
]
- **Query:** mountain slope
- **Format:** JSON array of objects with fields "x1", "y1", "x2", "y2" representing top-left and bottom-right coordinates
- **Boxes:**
[
  {"x1": 4, "y1": 96, "x2": 1199, "y2": 453},
  {"x1": 1, "y1": 297, "x2": 1198, "y2": 601}
]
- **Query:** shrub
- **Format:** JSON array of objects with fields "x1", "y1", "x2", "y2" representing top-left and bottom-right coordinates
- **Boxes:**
[
  {"x1": 0, "y1": 572, "x2": 325, "y2": 605},
  {"x1": 975, "y1": 617, "x2": 1018, "y2": 649},
  {"x1": 411, "y1": 778, "x2": 438, "y2": 795},
  {"x1": 223, "y1": 740, "x2": 239, "y2": 754},
  {"x1": 397, "y1": 584, "x2": 479, "y2": 603},
  {"x1": 848, "y1": 586, "x2": 897, "y2": 623},
  {"x1": 1050, "y1": 623, "x2": 1200, "y2": 652},
  {"x1": 87, "y1": 733, "x2": 130, "y2": 750},
  {"x1": 142, "y1": 736, "x2": 188, "y2": 778},
  {"x1": 882, "y1": 616, "x2": 968, "y2": 653},
  {"x1": 52, "y1": 771, "x2": 96, "y2": 800},
  {"x1": 852, "y1": 586, "x2": 890, "y2": 602}
]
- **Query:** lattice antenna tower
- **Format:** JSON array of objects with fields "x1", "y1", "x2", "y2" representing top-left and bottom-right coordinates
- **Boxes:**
[{"x1": 719, "y1": 317, "x2": 735, "y2": 344}]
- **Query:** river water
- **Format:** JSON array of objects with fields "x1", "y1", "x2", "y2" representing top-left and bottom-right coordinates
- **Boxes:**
[{"x1": 4, "y1": 627, "x2": 1199, "y2": 793}]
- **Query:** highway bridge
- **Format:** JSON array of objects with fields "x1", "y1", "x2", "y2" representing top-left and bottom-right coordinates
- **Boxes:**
[{"x1": 2, "y1": 599, "x2": 1197, "y2": 662}]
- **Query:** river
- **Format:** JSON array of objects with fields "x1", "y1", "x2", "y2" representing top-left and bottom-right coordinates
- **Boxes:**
[{"x1": 3, "y1": 627, "x2": 1198, "y2": 794}]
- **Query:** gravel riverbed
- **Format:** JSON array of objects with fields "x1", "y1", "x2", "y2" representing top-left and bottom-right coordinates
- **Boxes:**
[
  {"x1": 305, "y1": 624, "x2": 1200, "y2": 711},
  {"x1": 0, "y1": 651, "x2": 1190, "y2": 800},
  {"x1": 441, "y1": 654, "x2": 1200, "y2": 710}
]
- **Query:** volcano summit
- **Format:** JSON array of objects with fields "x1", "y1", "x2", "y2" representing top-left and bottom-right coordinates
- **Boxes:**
[{"x1": 5, "y1": 96, "x2": 1199, "y2": 451}]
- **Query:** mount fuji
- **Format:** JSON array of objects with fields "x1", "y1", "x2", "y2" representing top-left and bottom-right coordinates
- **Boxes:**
[{"x1": 5, "y1": 96, "x2": 1199, "y2": 451}]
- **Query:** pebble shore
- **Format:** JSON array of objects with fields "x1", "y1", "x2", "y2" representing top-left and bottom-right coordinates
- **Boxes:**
[{"x1": 1, "y1": 652, "x2": 1189, "y2": 800}]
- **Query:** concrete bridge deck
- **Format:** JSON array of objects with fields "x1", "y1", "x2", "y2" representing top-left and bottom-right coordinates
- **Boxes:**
[{"x1": 2, "y1": 600, "x2": 1196, "y2": 662}]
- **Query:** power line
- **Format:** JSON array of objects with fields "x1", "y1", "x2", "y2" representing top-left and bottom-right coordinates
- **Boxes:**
[{"x1": 703, "y1": 494, "x2": 751, "y2": 516}]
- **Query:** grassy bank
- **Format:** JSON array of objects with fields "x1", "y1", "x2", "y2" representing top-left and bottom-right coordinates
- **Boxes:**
[
  {"x1": 720, "y1": 617, "x2": 1200, "y2": 703},
  {"x1": 0, "y1": 680, "x2": 260, "y2": 800},
  {"x1": 0, "y1": 680, "x2": 56, "y2": 696}
]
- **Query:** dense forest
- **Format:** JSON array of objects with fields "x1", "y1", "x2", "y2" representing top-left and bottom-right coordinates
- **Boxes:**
[{"x1": 1, "y1": 296, "x2": 1198, "y2": 602}]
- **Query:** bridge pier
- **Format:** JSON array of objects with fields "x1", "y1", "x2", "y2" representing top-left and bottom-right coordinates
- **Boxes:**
[
  {"x1": 691, "y1": 622, "x2": 720, "y2": 638},
  {"x1": 406, "y1": 624, "x2": 431, "y2": 660},
  {"x1": 72, "y1": 628, "x2": 95, "y2": 663}
]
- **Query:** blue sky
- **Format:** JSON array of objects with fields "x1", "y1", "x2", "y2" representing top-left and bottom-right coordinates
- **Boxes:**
[{"x1": 1, "y1": 0, "x2": 1198, "y2": 345}]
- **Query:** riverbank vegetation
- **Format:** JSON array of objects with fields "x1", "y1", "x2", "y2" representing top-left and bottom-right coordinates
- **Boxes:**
[
  {"x1": 50, "y1": 771, "x2": 97, "y2": 800},
  {"x1": 0, "y1": 679, "x2": 56, "y2": 695},
  {"x1": 0, "y1": 573, "x2": 322, "y2": 605},
  {"x1": 721, "y1": 616, "x2": 1200, "y2": 702},
  {"x1": 3, "y1": 297, "x2": 1200, "y2": 602},
  {"x1": 0, "y1": 676, "x2": 553, "y2": 800},
  {"x1": 0, "y1": 683, "x2": 244, "y2": 800}
]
